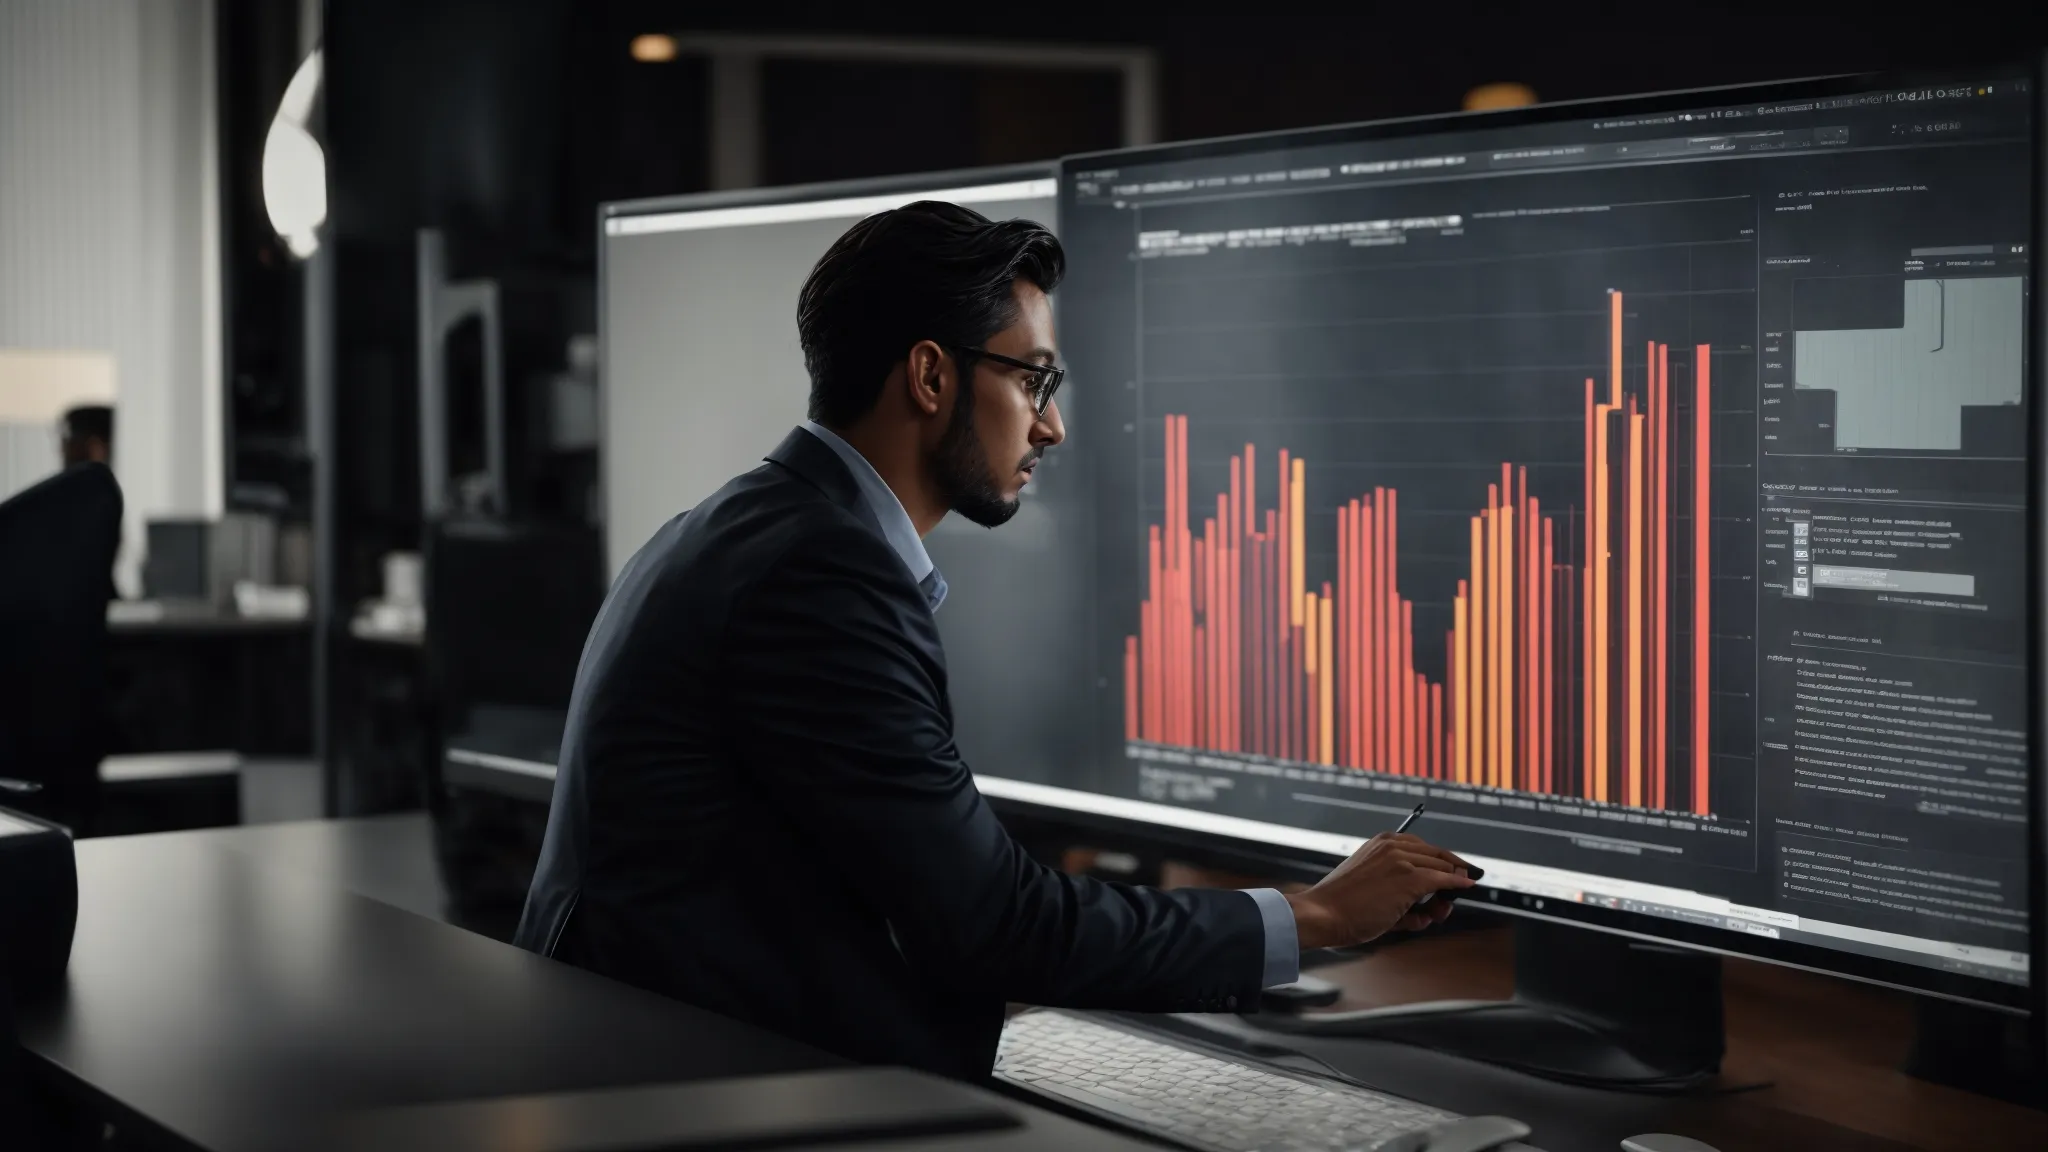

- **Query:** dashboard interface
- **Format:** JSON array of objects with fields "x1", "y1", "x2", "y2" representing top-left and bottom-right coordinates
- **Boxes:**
[{"x1": 1016, "y1": 77, "x2": 2033, "y2": 991}]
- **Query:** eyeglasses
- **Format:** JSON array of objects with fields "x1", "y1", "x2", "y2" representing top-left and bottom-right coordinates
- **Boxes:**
[{"x1": 949, "y1": 345, "x2": 1064, "y2": 416}]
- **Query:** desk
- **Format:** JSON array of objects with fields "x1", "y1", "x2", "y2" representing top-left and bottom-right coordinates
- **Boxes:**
[
  {"x1": 16, "y1": 821, "x2": 839, "y2": 1152},
  {"x1": 442, "y1": 721, "x2": 559, "y2": 804},
  {"x1": 1228, "y1": 926, "x2": 2048, "y2": 1152}
]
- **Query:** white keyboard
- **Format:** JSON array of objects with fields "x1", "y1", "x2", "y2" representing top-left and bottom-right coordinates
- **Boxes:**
[{"x1": 996, "y1": 1009, "x2": 1515, "y2": 1152}]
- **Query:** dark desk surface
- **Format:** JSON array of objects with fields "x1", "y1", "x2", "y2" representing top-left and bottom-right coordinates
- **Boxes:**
[
  {"x1": 18, "y1": 821, "x2": 838, "y2": 1152},
  {"x1": 1272, "y1": 926, "x2": 2048, "y2": 1152}
]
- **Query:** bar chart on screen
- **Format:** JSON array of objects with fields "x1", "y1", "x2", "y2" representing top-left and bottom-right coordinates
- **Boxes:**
[{"x1": 1124, "y1": 291, "x2": 1720, "y2": 816}]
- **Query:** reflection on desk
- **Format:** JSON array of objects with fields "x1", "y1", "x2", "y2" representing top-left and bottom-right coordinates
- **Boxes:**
[{"x1": 16, "y1": 820, "x2": 839, "y2": 1151}]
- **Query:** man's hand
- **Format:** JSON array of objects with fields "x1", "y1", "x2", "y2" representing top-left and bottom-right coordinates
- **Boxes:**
[{"x1": 1283, "y1": 833, "x2": 1476, "y2": 950}]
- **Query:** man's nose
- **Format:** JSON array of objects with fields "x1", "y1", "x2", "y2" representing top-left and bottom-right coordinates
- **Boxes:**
[{"x1": 1034, "y1": 399, "x2": 1066, "y2": 446}]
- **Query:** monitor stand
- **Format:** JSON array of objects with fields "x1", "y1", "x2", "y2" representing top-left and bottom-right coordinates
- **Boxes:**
[
  {"x1": 1248, "y1": 918, "x2": 1724, "y2": 1089},
  {"x1": 1902, "y1": 997, "x2": 2044, "y2": 1108}
]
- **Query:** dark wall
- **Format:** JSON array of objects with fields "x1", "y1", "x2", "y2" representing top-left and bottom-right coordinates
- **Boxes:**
[{"x1": 218, "y1": 0, "x2": 311, "y2": 515}]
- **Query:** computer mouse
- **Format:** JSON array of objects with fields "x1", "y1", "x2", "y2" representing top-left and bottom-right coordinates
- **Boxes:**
[
  {"x1": 1373, "y1": 1115, "x2": 1532, "y2": 1152},
  {"x1": 1621, "y1": 1135, "x2": 1721, "y2": 1152}
]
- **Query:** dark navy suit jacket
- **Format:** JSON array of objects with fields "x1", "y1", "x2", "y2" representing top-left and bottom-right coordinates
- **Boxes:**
[{"x1": 513, "y1": 427, "x2": 1265, "y2": 1079}]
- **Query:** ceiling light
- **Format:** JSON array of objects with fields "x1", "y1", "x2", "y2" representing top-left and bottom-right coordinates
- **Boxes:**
[
  {"x1": 262, "y1": 48, "x2": 326, "y2": 259},
  {"x1": 1464, "y1": 82, "x2": 1538, "y2": 112},
  {"x1": 630, "y1": 33, "x2": 678, "y2": 63}
]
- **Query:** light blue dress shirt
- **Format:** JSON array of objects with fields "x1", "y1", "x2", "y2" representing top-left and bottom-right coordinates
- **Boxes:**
[{"x1": 796, "y1": 422, "x2": 1300, "y2": 989}]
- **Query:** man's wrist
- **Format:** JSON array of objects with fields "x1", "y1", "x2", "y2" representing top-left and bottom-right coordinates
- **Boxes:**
[{"x1": 1283, "y1": 891, "x2": 1338, "y2": 951}]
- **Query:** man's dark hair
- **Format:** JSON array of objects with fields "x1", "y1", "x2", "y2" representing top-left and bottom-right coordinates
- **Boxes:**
[
  {"x1": 797, "y1": 201, "x2": 1064, "y2": 428},
  {"x1": 61, "y1": 405, "x2": 112, "y2": 445}
]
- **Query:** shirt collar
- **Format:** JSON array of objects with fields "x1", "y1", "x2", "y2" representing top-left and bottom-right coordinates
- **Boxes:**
[{"x1": 799, "y1": 421, "x2": 946, "y2": 611}]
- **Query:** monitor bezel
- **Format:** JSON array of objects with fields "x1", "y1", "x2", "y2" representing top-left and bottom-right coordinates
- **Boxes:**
[{"x1": 1018, "y1": 64, "x2": 2038, "y2": 1015}]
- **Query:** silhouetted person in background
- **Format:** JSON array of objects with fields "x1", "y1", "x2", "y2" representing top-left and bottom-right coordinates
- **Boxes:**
[
  {"x1": 59, "y1": 405, "x2": 112, "y2": 469},
  {"x1": 58, "y1": 405, "x2": 119, "y2": 605}
]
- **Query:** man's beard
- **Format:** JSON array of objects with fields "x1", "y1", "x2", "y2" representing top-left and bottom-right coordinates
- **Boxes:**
[{"x1": 934, "y1": 385, "x2": 1028, "y2": 528}]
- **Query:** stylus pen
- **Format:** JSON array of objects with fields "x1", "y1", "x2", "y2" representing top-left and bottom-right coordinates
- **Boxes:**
[{"x1": 1393, "y1": 802, "x2": 1425, "y2": 834}]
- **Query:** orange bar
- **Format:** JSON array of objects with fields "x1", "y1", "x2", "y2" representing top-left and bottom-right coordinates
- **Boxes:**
[
  {"x1": 1320, "y1": 585, "x2": 1336, "y2": 764},
  {"x1": 1291, "y1": 458, "x2": 1308, "y2": 630},
  {"x1": 1627, "y1": 408, "x2": 1645, "y2": 808},
  {"x1": 1453, "y1": 587, "x2": 1469, "y2": 783},
  {"x1": 1582, "y1": 377, "x2": 1596, "y2": 798},
  {"x1": 1304, "y1": 589, "x2": 1319, "y2": 759},
  {"x1": 1474, "y1": 516, "x2": 1490, "y2": 783},
  {"x1": 1124, "y1": 636, "x2": 1139, "y2": 740},
  {"x1": 1694, "y1": 346, "x2": 1712, "y2": 814}
]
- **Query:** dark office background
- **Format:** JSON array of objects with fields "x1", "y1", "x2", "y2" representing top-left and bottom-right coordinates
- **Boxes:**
[{"x1": 192, "y1": 0, "x2": 2048, "y2": 812}]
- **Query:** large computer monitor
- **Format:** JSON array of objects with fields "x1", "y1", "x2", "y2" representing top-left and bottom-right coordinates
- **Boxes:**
[
  {"x1": 974, "y1": 68, "x2": 2039, "y2": 1043},
  {"x1": 599, "y1": 166, "x2": 1092, "y2": 783}
]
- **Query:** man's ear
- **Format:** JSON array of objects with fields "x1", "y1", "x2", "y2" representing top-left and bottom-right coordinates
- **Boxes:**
[{"x1": 904, "y1": 339, "x2": 948, "y2": 418}]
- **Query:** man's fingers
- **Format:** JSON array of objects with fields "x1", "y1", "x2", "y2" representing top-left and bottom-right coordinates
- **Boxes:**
[
  {"x1": 1383, "y1": 834, "x2": 1473, "y2": 874},
  {"x1": 1412, "y1": 866, "x2": 1477, "y2": 894},
  {"x1": 1392, "y1": 911, "x2": 1434, "y2": 933}
]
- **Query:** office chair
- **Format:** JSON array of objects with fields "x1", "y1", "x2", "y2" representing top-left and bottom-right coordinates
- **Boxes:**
[
  {"x1": 424, "y1": 518, "x2": 603, "y2": 939},
  {"x1": 0, "y1": 464, "x2": 123, "y2": 836}
]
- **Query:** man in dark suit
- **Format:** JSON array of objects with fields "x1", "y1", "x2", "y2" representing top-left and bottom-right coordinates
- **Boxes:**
[{"x1": 515, "y1": 202, "x2": 1474, "y2": 1079}]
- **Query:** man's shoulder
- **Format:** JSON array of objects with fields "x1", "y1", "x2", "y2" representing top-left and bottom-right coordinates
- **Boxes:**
[{"x1": 637, "y1": 461, "x2": 903, "y2": 589}]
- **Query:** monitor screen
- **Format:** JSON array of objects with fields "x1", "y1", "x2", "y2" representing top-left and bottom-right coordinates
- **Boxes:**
[{"x1": 1010, "y1": 73, "x2": 2034, "y2": 1004}]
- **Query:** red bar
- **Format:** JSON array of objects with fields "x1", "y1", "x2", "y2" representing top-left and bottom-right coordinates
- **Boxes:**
[
  {"x1": 1401, "y1": 600, "x2": 1416, "y2": 774},
  {"x1": 1525, "y1": 485, "x2": 1539, "y2": 794},
  {"x1": 1542, "y1": 518, "x2": 1554, "y2": 796},
  {"x1": 1386, "y1": 489, "x2": 1401, "y2": 772},
  {"x1": 1694, "y1": 346, "x2": 1711, "y2": 814},
  {"x1": 1349, "y1": 501, "x2": 1363, "y2": 769},
  {"x1": 1446, "y1": 629, "x2": 1459, "y2": 780},
  {"x1": 1646, "y1": 344, "x2": 1662, "y2": 803},
  {"x1": 1369, "y1": 492, "x2": 1385, "y2": 770},
  {"x1": 1627, "y1": 404, "x2": 1645, "y2": 809},
  {"x1": 1124, "y1": 636, "x2": 1139, "y2": 740},
  {"x1": 1265, "y1": 517, "x2": 1278, "y2": 759},
  {"x1": 1337, "y1": 504, "x2": 1352, "y2": 766},
  {"x1": 1430, "y1": 681, "x2": 1443, "y2": 779},
  {"x1": 1228, "y1": 456, "x2": 1243, "y2": 752},
  {"x1": 1147, "y1": 525, "x2": 1163, "y2": 740},
  {"x1": 1251, "y1": 522, "x2": 1267, "y2": 754},
  {"x1": 1269, "y1": 450, "x2": 1286, "y2": 762},
  {"x1": 1582, "y1": 377, "x2": 1596, "y2": 798}
]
